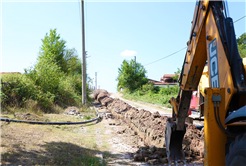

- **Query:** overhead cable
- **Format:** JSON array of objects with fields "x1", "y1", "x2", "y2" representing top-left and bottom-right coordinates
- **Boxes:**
[
  {"x1": 234, "y1": 15, "x2": 246, "y2": 23},
  {"x1": 143, "y1": 14, "x2": 245, "y2": 67},
  {"x1": 143, "y1": 47, "x2": 187, "y2": 66}
]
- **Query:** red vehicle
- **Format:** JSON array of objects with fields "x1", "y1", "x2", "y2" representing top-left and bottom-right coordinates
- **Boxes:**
[{"x1": 189, "y1": 91, "x2": 203, "y2": 119}]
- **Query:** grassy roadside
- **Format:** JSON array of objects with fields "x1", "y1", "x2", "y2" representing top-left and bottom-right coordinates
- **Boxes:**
[
  {"x1": 0, "y1": 108, "x2": 111, "y2": 166},
  {"x1": 122, "y1": 92, "x2": 176, "y2": 108},
  {"x1": 121, "y1": 84, "x2": 179, "y2": 108}
]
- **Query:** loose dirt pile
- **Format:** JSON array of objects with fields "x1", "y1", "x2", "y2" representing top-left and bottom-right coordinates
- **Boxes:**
[
  {"x1": 90, "y1": 89, "x2": 109, "y2": 101},
  {"x1": 94, "y1": 90, "x2": 204, "y2": 164}
]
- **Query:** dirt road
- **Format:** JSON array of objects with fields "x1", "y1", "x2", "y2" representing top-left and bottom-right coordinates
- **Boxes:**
[
  {"x1": 110, "y1": 93, "x2": 172, "y2": 117},
  {"x1": 110, "y1": 93, "x2": 204, "y2": 128}
]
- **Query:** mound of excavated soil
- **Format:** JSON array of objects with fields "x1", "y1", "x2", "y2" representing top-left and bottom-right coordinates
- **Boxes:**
[
  {"x1": 90, "y1": 89, "x2": 109, "y2": 100},
  {"x1": 93, "y1": 90, "x2": 114, "y2": 107},
  {"x1": 93, "y1": 89, "x2": 109, "y2": 94},
  {"x1": 96, "y1": 91, "x2": 204, "y2": 164}
]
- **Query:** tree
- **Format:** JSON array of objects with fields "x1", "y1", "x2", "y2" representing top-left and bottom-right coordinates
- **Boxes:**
[
  {"x1": 64, "y1": 48, "x2": 82, "y2": 75},
  {"x1": 237, "y1": 33, "x2": 246, "y2": 58},
  {"x1": 24, "y1": 29, "x2": 89, "y2": 108},
  {"x1": 172, "y1": 68, "x2": 181, "y2": 82},
  {"x1": 116, "y1": 59, "x2": 148, "y2": 91},
  {"x1": 25, "y1": 29, "x2": 82, "y2": 93},
  {"x1": 38, "y1": 29, "x2": 82, "y2": 75}
]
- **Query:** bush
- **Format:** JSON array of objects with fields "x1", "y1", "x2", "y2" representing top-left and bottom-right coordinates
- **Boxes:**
[
  {"x1": 1, "y1": 73, "x2": 92, "y2": 112},
  {"x1": 1, "y1": 74, "x2": 54, "y2": 110},
  {"x1": 159, "y1": 85, "x2": 179, "y2": 95},
  {"x1": 122, "y1": 83, "x2": 179, "y2": 108},
  {"x1": 142, "y1": 83, "x2": 154, "y2": 92}
]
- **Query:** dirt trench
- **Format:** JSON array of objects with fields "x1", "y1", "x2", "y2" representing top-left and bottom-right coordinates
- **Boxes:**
[{"x1": 92, "y1": 90, "x2": 205, "y2": 165}]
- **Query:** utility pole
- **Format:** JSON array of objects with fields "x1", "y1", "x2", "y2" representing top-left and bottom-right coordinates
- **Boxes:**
[
  {"x1": 95, "y1": 72, "x2": 97, "y2": 89},
  {"x1": 81, "y1": 0, "x2": 86, "y2": 104}
]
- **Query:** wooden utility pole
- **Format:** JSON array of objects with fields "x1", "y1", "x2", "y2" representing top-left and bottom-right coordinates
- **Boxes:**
[
  {"x1": 81, "y1": 0, "x2": 86, "y2": 104},
  {"x1": 95, "y1": 72, "x2": 97, "y2": 89}
]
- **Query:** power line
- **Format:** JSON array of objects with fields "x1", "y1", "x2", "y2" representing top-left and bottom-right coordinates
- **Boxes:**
[
  {"x1": 81, "y1": 10, "x2": 245, "y2": 68},
  {"x1": 143, "y1": 14, "x2": 245, "y2": 67},
  {"x1": 143, "y1": 47, "x2": 187, "y2": 66},
  {"x1": 234, "y1": 15, "x2": 246, "y2": 23}
]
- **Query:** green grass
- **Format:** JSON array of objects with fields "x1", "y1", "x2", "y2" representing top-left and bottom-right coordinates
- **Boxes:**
[
  {"x1": 1, "y1": 111, "x2": 108, "y2": 166},
  {"x1": 69, "y1": 155, "x2": 106, "y2": 166},
  {"x1": 122, "y1": 86, "x2": 179, "y2": 108}
]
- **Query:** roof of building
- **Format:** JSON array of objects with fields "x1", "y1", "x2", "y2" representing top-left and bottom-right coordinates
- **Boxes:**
[
  {"x1": 0, "y1": 72, "x2": 21, "y2": 75},
  {"x1": 148, "y1": 78, "x2": 161, "y2": 83},
  {"x1": 154, "y1": 82, "x2": 178, "y2": 85},
  {"x1": 163, "y1": 74, "x2": 176, "y2": 78}
]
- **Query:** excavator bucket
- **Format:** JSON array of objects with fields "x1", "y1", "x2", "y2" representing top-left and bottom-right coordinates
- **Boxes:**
[{"x1": 165, "y1": 119, "x2": 186, "y2": 166}]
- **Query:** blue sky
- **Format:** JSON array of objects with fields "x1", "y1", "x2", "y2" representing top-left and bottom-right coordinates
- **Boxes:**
[{"x1": 1, "y1": 0, "x2": 245, "y2": 93}]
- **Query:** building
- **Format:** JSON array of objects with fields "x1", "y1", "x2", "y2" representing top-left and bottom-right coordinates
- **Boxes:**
[
  {"x1": 149, "y1": 74, "x2": 179, "y2": 88},
  {"x1": 148, "y1": 79, "x2": 161, "y2": 84},
  {"x1": 0, "y1": 72, "x2": 21, "y2": 75}
]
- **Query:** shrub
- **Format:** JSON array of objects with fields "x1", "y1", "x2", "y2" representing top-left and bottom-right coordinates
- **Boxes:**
[
  {"x1": 1, "y1": 74, "x2": 54, "y2": 110},
  {"x1": 122, "y1": 84, "x2": 179, "y2": 108}
]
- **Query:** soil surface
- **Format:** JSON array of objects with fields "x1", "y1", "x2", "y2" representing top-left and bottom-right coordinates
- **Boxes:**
[
  {"x1": 110, "y1": 93, "x2": 172, "y2": 117},
  {"x1": 94, "y1": 101, "x2": 204, "y2": 166},
  {"x1": 1, "y1": 89, "x2": 204, "y2": 165},
  {"x1": 93, "y1": 90, "x2": 205, "y2": 165},
  {"x1": 110, "y1": 92, "x2": 204, "y2": 127}
]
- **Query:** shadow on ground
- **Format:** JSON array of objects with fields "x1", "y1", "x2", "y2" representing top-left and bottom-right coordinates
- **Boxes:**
[{"x1": 1, "y1": 141, "x2": 111, "y2": 166}]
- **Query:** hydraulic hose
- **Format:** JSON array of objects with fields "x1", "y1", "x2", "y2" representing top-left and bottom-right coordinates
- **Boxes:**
[{"x1": 214, "y1": 102, "x2": 239, "y2": 136}]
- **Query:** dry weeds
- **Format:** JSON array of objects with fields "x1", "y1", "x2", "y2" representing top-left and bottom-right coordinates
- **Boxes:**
[{"x1": 1, "y1": 108, "x2": 108, "y2": 166}]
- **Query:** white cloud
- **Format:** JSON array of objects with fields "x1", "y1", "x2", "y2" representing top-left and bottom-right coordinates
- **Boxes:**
[{"x1": 120, "y1": 50, "x2": 137, "y2": 56}]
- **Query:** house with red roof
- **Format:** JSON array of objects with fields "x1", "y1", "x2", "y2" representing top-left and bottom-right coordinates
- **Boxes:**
[{"x1": 149, "y1": 74, "x2": 179, "y2": 88}]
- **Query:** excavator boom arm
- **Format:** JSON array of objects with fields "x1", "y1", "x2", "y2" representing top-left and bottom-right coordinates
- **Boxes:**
[
  {"x1": 173, "y1": 0, "x2": 246, "y2": 130},
  {"x1": 166, "y1": 1, "x2": 246, "y2": 164}
]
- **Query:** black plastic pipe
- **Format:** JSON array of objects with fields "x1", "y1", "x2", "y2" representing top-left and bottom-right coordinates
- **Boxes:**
[{"x1": 1, "y1": 105, "x2": 100, "y2": 125}]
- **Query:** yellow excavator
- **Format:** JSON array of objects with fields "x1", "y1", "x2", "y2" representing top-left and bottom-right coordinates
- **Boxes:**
[{"x1": 166, "y1": 0, "x2": 246, "y2": 165}]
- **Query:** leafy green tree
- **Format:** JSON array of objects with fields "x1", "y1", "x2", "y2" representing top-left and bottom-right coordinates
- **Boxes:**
[
  {"x1": 39, "y1": 29, "x2": 66, "y2": 70},
  {"x1": 237, "y1": 33, "x2": 246, "y2": 58},
  {"x1": 38, "y1": 29, "x2": 82, "y2": 75},
  {"x1": 116, "y1": 59, "x2": 148, "y2": 91},
  {"x1": 34, "y1": 52, "x2": 62, "y2": 94},
  {"x1": 25, "y1": 29, "x2": 83, "y2": 87},
  {"x1": 64, "y1": 48, "x2": 82, "y2": 75},
  {"x1": 172, "y1": 68, "x2": 181, "y2": 82},
  {"x1": 23, "y1": 29, "x2": 90, "y2": 108}
]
